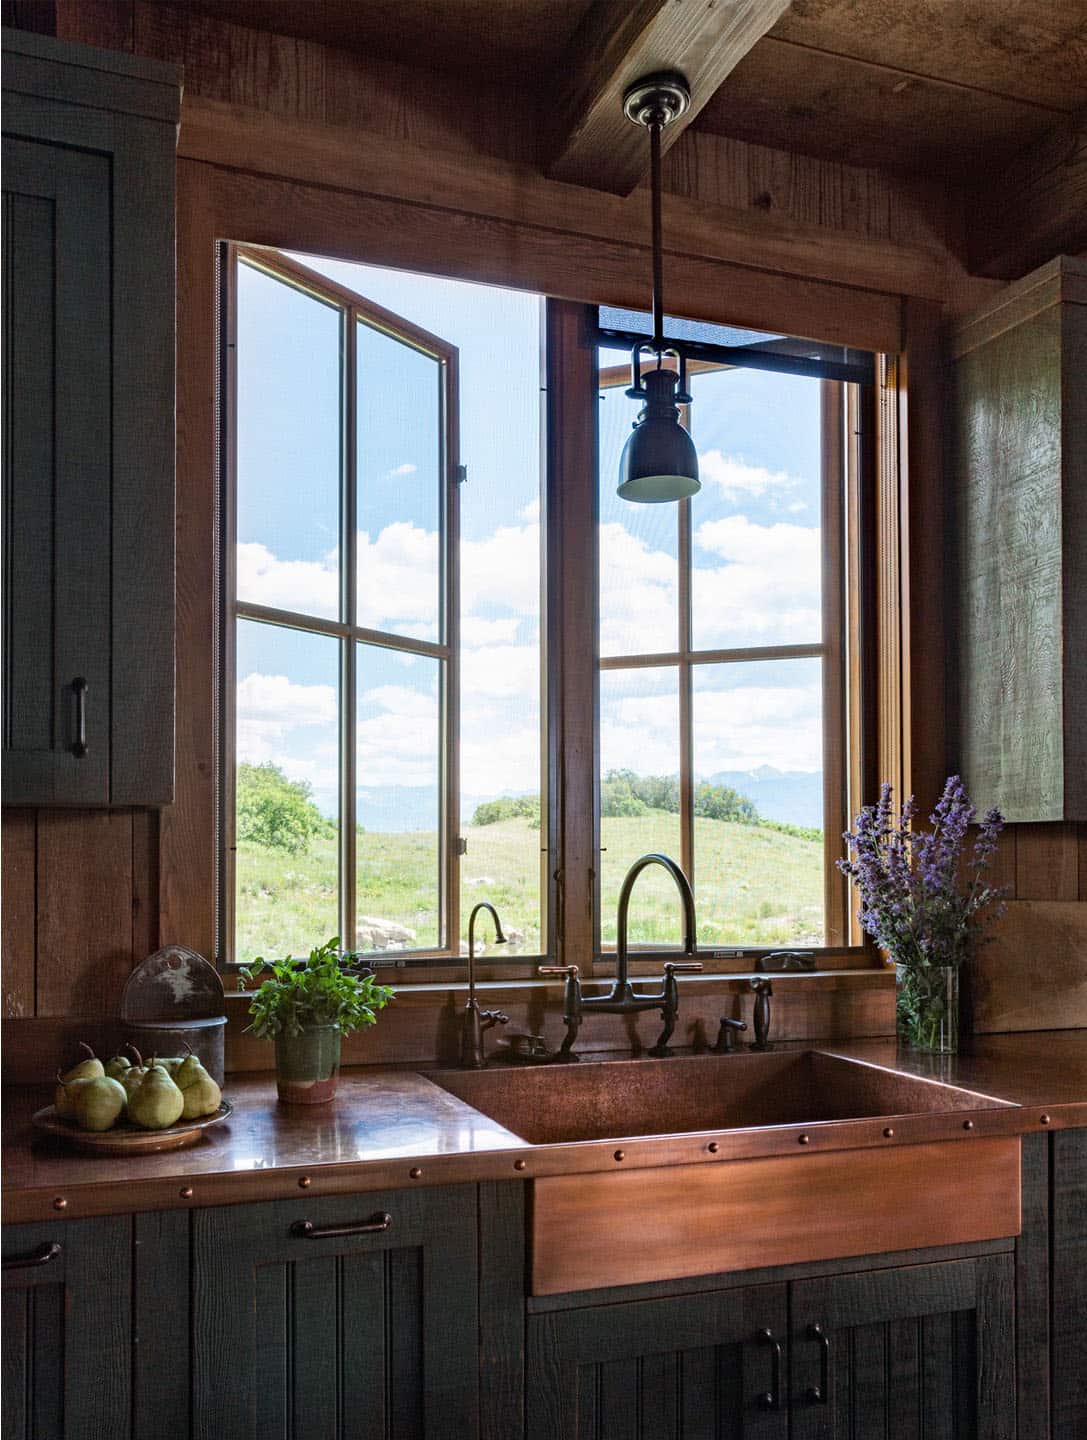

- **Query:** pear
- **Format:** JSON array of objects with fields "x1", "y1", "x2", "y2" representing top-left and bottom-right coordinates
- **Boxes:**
[
  {"x1": 68, "y1": 1075, "x2": 127, "y2": 1132},
  {"x1": 120, "y1": 1065, "x2": 148, "y2": 1099},
  {"x1": 54, "y1": 1044, "x2": 105, "y2": 1115},
  {"x1": 126, "y1": 1064, "x2": 184, "y2": 1130},
  {"x1": 104, "y1": 1054, "x2": 131, "y2": 1080},
  {"x1": 175, "y1": 1054, "x2": 221, "y2": 1119}
]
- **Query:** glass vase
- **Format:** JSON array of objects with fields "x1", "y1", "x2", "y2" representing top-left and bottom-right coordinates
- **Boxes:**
[{"x1": 895, "y1": 963, "x2": 959, "y2": 1054}]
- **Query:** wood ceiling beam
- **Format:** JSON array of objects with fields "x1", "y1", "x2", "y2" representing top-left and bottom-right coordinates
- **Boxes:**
[
  {"x1": 544, "y1": 0, "x2": 792, "y2": 194},
  {"x1": 968, "y1": 115, "x2": 1087, "y2": 278},
  {"x1": 177, "y1": 94, "x2": 995, "y2": 315}
]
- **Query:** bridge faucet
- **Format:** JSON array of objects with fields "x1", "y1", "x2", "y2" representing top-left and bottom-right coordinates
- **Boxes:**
[
  {"x1": 540, "y1": 853, "x2": 702, "y2": 1060},
  {"x1": 459, "y1": 902, "x2": 509, "y2": 1068}
]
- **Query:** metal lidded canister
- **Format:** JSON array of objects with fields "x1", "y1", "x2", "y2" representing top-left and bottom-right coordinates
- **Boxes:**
[{"x1": 120, "y1": 946, "x2": 227, "y2": 1085}]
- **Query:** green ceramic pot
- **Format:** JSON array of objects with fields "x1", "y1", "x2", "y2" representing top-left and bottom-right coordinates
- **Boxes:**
[{"x1": 274, "y1": 1023, "x2": 341, "y2": 1104}]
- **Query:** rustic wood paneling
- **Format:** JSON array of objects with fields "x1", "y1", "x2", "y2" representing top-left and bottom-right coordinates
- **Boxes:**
[
  {"x1": 1016, "y1": 823, "x2": 1082, "y2": 902},
  {"x1": 35, "y1": 810, "x2": 135, "y2": 1018},
  {"x1": 1, "y1": 809, "x2": 36, "y2": 1017},
  {"x1": 969, "y1": 899, "x2": 1087, "y2": 1034}
]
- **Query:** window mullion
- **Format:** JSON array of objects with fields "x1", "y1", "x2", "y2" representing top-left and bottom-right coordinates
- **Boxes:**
[
  {"x1": 341, "y1": 307, "x2": 358, "y2": 954},
  {"x1": 678, "y1": 493, "x2": 694, "y2": 888}
]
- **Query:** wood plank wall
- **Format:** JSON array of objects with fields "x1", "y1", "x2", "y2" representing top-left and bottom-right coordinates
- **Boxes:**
[{"x1": 1, "y1": 0, "x2": 1083, "y2": 1064}]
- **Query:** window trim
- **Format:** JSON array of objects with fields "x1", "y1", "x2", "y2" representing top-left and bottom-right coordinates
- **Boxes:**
[{"x1": 219, "y1": 243, "x2": 466, "y2": 967}]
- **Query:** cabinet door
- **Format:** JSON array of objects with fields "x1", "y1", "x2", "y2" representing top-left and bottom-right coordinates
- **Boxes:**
[
  {"x1": 790, "y1": 1255, "x2": 1014, "y2": 1439},
  {"x1": 1052, "y1": 1129, "x2": 1087, "y2": 1439},
  {"x1": 1, "y1": 1216, "x2": 132, "y2": 1440},
  {"x1": 527, "y1": 1284, "x2": 789, "y2": 1439},
  {"x1": 2, "y1": 135, "x2": 112, "y2": 804},
  {"x1": 192, "y1": 1185, "x2": 480, "y2": 1440}
]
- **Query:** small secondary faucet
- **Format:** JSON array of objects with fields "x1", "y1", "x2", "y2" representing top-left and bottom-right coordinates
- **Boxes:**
[
  {"x1": 460, "y1": 902, "x2": 509, "y2": 1068},
  {"x1": 540, "y1": 853, "x2": 702, "y2": 1060}
]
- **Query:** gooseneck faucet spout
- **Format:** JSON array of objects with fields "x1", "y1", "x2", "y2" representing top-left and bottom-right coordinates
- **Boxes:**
[
  {"x1": 460, "y1": 902, "x2": 509, "y2": 1068},
  {"x1": 539, "y1": 853, "x2": 702, "y2": 1059}
]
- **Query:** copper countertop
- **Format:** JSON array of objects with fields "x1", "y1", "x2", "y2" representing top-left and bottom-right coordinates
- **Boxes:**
[{"x1": 4, "y1": 1032, "x2": 1084, "y2": 1225}]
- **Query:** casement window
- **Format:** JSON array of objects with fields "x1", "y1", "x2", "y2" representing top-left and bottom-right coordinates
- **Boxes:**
[
  {"x1": 220, "y1": 247, "x2": 547, "y2": 968},
  {"x1": 593, "y1": 316, "x2": 872, "y2": 960},
  {"x1": 219, "y1": 251, "x2": 871, "y2": 974}
]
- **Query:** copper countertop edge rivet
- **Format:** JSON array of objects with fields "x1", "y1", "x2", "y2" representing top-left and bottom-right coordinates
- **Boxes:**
[
  {"x1": 707, "y1": 1141, "x2": 720, "y2": 1154},
  {"x1": 963, "y1": 1120, "x2": 974, "y2": 1130},
  {"x1": 798, "y1": 1133, "x2": 811, "y2": 1145},
  {"x1": 52, "y1": 1197, "x2": 67, "y2": 1211},
  {"x1": 1040, "y1": 1114, "x2": 1051, "y2": 1125},
  {"x1": 883, "y1": 1127, "x2": 894, "y2": 1138},
  {"x1": 298, "y1": 1175, "x2": 312, "y2": 1188},
  {"x1": 409, "y1": 1166, "x2": 423, "y2": 1179},
  {"x1": 180, "y1": 1186, "x2": 194, "y2": 1200},
  {"x1": 513, "y1": 1158, "x2": 527, "y2": 1171},
  {"x1": 613, "y1": 1149, "x2": 625, "y2": 1161}
]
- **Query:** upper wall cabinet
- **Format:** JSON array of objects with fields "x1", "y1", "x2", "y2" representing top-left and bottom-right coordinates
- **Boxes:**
[
  {"x1": 1, "y1": 31, "x2": 180, "y2": 807},
  {"x1": 952, "y1": 256, "x2": 1087, "y2": 823}
]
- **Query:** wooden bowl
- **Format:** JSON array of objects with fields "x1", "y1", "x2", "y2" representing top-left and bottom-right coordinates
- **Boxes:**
[{"x1": 31, "y1": 1099, "x2": 233, "y2": 1155}]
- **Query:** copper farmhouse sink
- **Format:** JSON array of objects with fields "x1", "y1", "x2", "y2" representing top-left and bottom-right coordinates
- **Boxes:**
[
  {"x1": 434, "y1": 1050, "x2": 1010, "y2": 1145},
  {"x1": 435, "y1": 1052, "x2": 1022, "y2": 1294}
]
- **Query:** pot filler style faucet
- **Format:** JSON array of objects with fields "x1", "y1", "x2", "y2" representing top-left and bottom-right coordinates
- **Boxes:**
[
  {"x1": 539, "y1": 853, "x2": 702, "y2": 1061},
  {"x1": 459, "y1": 902, "x2": 510, "y2": 1069}
]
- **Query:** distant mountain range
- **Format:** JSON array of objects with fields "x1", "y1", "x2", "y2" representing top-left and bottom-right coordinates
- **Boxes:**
[{"x1": 706, "y1": 766, "x2": 823, "y2": 829}]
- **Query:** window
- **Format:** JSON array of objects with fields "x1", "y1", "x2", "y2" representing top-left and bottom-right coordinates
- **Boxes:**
[
  {"x1": 222, "y1": 248, "x2": 546, "y2": 967},
  {"x1": 596, "y1": 345, "x2": 862, "y2": 956}
]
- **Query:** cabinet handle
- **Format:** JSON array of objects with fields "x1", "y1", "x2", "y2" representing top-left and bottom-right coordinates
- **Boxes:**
[
  {"x1": 71, "y1": 677, "x2": 88, "y2": 758},
  {"x1": 806, "y1": 1323, "x2": 830, "y2": 1404},
  {"x1": 755, "y1": 1326, "x2": 783, "y2": 1411},
  {"x1": 3, "y1": 1241, "x2": 62, "y2": 1271},
  {"x1": 290, "y1": 1212, "x2": 392, "y2": 1240}
]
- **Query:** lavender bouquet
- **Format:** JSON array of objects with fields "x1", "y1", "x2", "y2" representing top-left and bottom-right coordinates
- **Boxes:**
[{"x1": 839, "y1": 776, "x2": 1007, "y2": 1052}]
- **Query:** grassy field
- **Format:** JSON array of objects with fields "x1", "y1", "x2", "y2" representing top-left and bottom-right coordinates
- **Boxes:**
[{"x1": 235, "y1": 812, "x2": 823, "y2": 961}]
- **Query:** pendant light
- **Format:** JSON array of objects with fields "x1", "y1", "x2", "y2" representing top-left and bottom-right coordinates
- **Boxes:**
[{"x1": 617, "y1": 73, "x2": 700, "y2": 504}]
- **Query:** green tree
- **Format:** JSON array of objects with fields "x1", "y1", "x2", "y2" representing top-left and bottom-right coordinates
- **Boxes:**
[
  {"x1": 600, "y1": 770, "x2": 649, "y2": 818},
  {"x1": 470, "y1": 795, "x2": 541, "y2": 829},
  {"x1": 236, "y1": 762, "x2": 331, "y2": 854}
]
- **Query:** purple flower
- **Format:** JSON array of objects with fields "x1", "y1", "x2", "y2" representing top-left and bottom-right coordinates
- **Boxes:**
[{"x1": 839, "y1": 775, "x2": 1007, "y2": 970}]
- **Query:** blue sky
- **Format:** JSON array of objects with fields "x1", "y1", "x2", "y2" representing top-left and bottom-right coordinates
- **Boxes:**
[{"x1": 234, "y1": 254, "x2": 824, "y2": 833}]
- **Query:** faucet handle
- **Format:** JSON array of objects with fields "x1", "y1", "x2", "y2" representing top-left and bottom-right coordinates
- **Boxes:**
[
  {"x1": 664, "y1": 961, "x2": 703, "y2": 975},
  {"x1": 538, "y1": 965, "x2": 579, "y2": 979}
]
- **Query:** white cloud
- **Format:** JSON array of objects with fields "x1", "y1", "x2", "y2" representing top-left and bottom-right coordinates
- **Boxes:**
[
  {"x1": 462, "y1": 643, "x2": 539, "y2": 700},
  {"x1": 693, "y1": 515, "x2": 820, "y2": 646},
  {"x1": 237, "y1": 542, "x2": 338, "y2": 618},
  {"x1": 598, "y1": 521, "x2": 677, "y2": 656},
  {"x1": 356, "y1": 683, "x2": 439, "y2": 787},
  {"x1": 386, "y1": 462, "x2": 417, "y2": 478},
  {"x1": 518, "y1": 496, "x2": 541, "y2": 524},
  {"x1": 236, "y1": 672, "x2": 340, "y2": 805},
  {"x1": 698, "y1": 450, "x2": 796, "y2": 501},
  {"x1": 461, "y1": 615, "x2": 521, "y2": 647}
]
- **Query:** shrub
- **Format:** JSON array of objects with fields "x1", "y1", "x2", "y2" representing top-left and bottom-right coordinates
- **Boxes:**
[
  {"x1": 236, "y1": 762, "x2": 332, "y2": 855},
  {"x1": 471, "y1": 794, "x2": 541, "y2": 829}
]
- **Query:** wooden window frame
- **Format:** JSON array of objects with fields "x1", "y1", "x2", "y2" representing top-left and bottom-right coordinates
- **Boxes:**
[
  {"x1": 552, "y1": 311, "x2": 875, "y2": 979},
  {"x1": 220, "y1": 243, "x2": 466, "y2": 967}
]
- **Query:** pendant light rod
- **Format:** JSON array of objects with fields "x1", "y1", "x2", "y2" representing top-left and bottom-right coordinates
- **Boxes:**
[{"x1": 650, "y1": 116, "x2": 664, "y2": 356}]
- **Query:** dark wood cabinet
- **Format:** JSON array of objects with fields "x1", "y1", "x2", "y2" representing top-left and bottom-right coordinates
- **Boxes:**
[
  {"x1": 790, "y1": 1256, "x2": 1015, "y2": 1439},
  {"x1": 191, "y1": 1185, "x2": 481, "y2": 1440},
  {"x1": 527, "y1": 1283, "x2": 789, "y2": 1439},
  {"x1": 1, "y1": 30, "x2": 180, "y2": 806},
  {"x1": 1051, "y1": 1129, "x2": 1087, "y2": 1440},
  {"x1": 1, "y1": 1216, "x2": 133, "y2": 1440}
]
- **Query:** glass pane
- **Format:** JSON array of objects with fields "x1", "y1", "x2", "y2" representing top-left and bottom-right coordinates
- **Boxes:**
[
  {"x1": 692, "y1": 658, "x2": 824, "y2": 947},
  {"x1": 356, "y1": 644, "x2": 442, "y2": 951},
  {"x1": 235, "y1": 619, "x2": 340, "y2": 962},
  {"x1": 598, "y1": 358, "x2": 679, "y2": 658},
  {"x1": 357, "y1": 320, "x2": 442, "y2": 642},
  {"x1": 688, "y1": 367, "x2": 822, "y2": 651},
  {"x1": 235, "y1": 261, "x2": 342, "y2": 622},
  {"x1": 599, "y1": 667, "x2": 684, "y2": 948}
]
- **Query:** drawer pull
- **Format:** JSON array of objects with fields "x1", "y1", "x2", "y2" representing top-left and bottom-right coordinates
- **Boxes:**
[
  {"x1": 806, "y1": 1323, "x2": 830, "y2": 1403},
  {"x1": 71, "y1": 678, "x2": 87, "y2": 758},
  {"x1": 755, "y1": 1326, "x2": 783, "y2": 1411},
  {"x1": 3, "y1": 1241, "x2": 62, "y2": 1271},
  {"x1": 290, "y1": 1212, "x2": 392, "y2": 1240}
]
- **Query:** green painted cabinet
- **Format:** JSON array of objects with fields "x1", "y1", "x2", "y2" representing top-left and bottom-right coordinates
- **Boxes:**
[
  {"x1": 1, "y1": 1216, "x2": 132, "y2": 1440},
  {"x1": 1, "y1": 30, "x2": 179, "y2": 806},
  {"x1": 191, "y1": 1185, "x2": 482, "y2": 1440}
]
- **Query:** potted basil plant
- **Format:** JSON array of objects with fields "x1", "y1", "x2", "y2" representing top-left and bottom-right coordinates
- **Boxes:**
[{"x1": 240, "y1": 938, "x2": 393, "y2": 1104}]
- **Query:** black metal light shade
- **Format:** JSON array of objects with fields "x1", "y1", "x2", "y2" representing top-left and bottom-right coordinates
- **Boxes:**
[
  {"x1": 618, "y1": 365, "x2": 700, "y2": 503},
  {"x1": 618, "y1": 72, "x2": 699, "y2": 505}
]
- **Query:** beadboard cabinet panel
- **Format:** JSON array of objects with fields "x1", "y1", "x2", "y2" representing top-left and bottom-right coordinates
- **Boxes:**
[
  {"x1": 1, "y1": 29, "x2": 179, "y2": 807},
  {"x1": 1051, "y1": 1128, "x2": 1087, "y2": 1439},
  {"x1": 192, "y1": 1185, "x2": 480, "y2": 1440}
]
